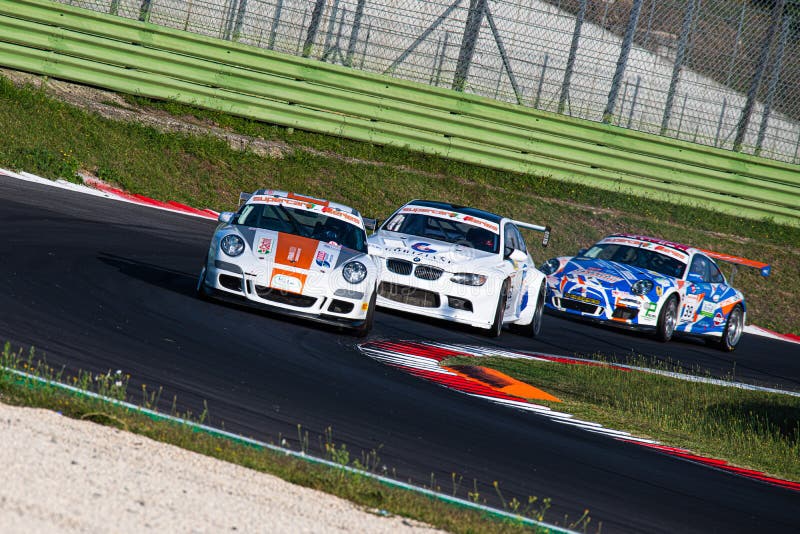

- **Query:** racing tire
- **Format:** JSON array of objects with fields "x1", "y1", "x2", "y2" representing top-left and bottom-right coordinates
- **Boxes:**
[
  {"x1": 655, "y1": 295, "x2": 678, "y2": 342},
  {"x1": 486, "y1": 279, "x2": 510, "y2": 338},
  {"x1": 510, "y1": 284, "x2": 545, "y2": 338},
  {"x1": 196, "y1": 257, "x2": 211, "y2": 301},
  {"x1": 351, "y1": 289, "x2": 377, "y2": 338},
  {"x1": 716, "y1": 304, "x2": 743, "y2": 352}
]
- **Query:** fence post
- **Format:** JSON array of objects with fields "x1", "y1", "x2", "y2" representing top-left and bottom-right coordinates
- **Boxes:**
[
  {"x1": 322, "y1": 0, "x2": 341, "y2": 61},
  {"x1": 434, "y1": 32, "x2": 450, "y2": 86},
  {"x1": 733, "y1": 0, "x2": 786, "y2": 152},
  {"x1": 303, "y1": 0, "x2": 327, "y2": 57},
  {"x1": 485, "y1": 3, "x2": 522, "y2": 104},
  {"x1": 268, "y1": 0, "x2": 284, "y2": 50},
  {"x1": 627, "y1": 75, "x2": 640, "y2": 128},
  {"x1": 755, "y1": 15, "x2": 791, "y2": 157},
  {"x1": 603, "y1": 0, "x2": 643, "y2": 123},
  {"x1": 660, "y1": 0, "x2": 695, "y2": 135},
  {"x1": 452, "y1": 0, "x2": 487, "y2": 92},
  {"x1": 725, "y1": 1, "x2": 747, "y2": 86},
  {"x1": 559, "y1": 0, "x2": 586, "y2": 114},
  {"x1": 534, "y1": 53, "x2": 549, "y2": 109},
  {"x1": 383, "y1": 0, "x2": 462, "y2": 75},
  {"x1": 345, "y1": 0, "x2": 366, "y2": 67},
  {"x1": 232, "y1": 0, "x2": 249, "y2": 41},
  {"x1": 138, "y1": 0, "x2": 152, "y2": 23},
  {"x1": 714, "y1": 98, "x2": 727, "y2": 147}
]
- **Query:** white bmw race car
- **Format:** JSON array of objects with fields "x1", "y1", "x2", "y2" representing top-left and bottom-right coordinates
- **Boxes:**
[
  {"x1": 197, "y1": 190, "x2": 378, "y2": 336},
  {"x1": 367, "y1": 200, "x2": 551, "y2": 337}
]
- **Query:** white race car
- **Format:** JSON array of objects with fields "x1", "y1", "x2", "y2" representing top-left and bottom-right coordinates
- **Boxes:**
[
  {"x1": 197, "y1": 190, "x2": 378, "y2": 336},
  {"x1": 367, "y1": 200, "x2": 551, "y2": 337}
]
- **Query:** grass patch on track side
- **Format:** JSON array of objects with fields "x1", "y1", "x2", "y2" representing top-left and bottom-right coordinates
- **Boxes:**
[
  {"x1": 0, "y1": 73, "x2": 798, "y2": 334},
  {"x1": 442, "y1": 355, "x2": 800, "y2": 483}
]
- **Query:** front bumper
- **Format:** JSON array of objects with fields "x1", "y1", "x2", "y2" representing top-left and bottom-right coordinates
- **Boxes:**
[
  {"x1": 544, "y1": 284, "x2": 658, "y2": 331},
  {"x1": 204, "y1": 261, "x2": 370, "y2": 327},
  {"x1": 374, "y1": 261, "x2": 500, "y2": 329}
]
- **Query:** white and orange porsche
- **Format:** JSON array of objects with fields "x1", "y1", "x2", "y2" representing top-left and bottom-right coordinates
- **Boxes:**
[{"x1": 196, "y1": 190, "x2": 378, "y2": 336}]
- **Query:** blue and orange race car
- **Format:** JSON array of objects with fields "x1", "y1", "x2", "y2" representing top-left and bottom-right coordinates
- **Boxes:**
[{"x1": 539, "y1": 234, "x2": 770, "y2": 351}]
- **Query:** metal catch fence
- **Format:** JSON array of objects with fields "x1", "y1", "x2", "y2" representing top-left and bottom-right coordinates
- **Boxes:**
[{"x1": 58, "y1": 0, "x2": 800, "y2": 164}]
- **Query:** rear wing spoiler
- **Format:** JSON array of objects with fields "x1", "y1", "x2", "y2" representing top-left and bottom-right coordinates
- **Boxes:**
[
  {"x1": 239, "y1": 192, "x2": 252, "y2": 207},
  {"x1": 511, "y1": 220, "x2": 551, "y2": 247},
  {"x1": 701, "y1": 249, "x2": 771, "y2": 279}
]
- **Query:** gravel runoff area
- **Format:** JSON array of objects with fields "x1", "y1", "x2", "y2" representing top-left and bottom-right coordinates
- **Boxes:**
[{"x1": 0, "y1": 401, "x2": 443, "y2": 533}]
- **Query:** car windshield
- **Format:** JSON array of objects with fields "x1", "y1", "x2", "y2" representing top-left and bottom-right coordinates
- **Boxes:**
[
  {"x1": 383, "y1": 212, "x2": 499, "y2": 253},
  {"x1": 235, "y1": 203, "x2": 367, "y2": 253},
  {"x1": 578, "y1": 244, "x2": 686, "y2": 278}
]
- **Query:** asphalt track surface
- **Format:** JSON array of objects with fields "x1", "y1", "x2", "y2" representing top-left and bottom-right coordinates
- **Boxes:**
[{"x1": 2, "y1": 177, "x2": 798, "y2": 533}]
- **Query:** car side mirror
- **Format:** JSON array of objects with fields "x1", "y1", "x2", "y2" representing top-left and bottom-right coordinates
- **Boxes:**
[
  {"x1": 218, "y1": 212, "x2": 235, "y2": 224},
  {"x1": 363, "y1": 217, "x2": 378, "y2": 233},
  {"x1": 507, "y1": 249, "x2": 527, "y2": 262},
  {"x1": 686, "y1": 272, "x2": 704, "y2": 284},
  {"x1": 577, "y1": 248, "x2": 587, "y2": 255}
]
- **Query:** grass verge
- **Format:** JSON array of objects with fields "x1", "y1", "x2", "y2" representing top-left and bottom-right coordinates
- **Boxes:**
[
  {"x1": 0, "y1": 343, "x2": 589, "y2": 534},
  {"x1": 441, "y1": 355, "x2": 800, "y2": 483},
  {"x1": 0, "y1": 73, "x2": 798, "y2": 333}
]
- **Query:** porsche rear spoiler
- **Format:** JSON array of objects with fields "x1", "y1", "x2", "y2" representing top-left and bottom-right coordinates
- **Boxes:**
[
  {"x1": 701, "y1": 248, "x2": 771, "y2": 281},
  {"x1": 239, "y1": 192, "x2": 252, "y2": 207},
  {"x1": 511, "y1": 220, "x2": 551, "y2": 247}
]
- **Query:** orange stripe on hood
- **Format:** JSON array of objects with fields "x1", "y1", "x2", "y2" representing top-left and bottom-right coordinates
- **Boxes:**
[{"x1": 274, "y1": 233, "x2": 318, "y2": 270}]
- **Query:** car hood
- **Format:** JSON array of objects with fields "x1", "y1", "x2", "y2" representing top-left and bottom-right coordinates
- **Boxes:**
[
  {"x1": 221, "y1": 224, "x2": 368, "y2": 271},
  {"x1": 559, "y1": 257, "x2": 670, "y2": 288},
  {"x1": 368, "y1": 231, "x2": 496, "y2": 268}
]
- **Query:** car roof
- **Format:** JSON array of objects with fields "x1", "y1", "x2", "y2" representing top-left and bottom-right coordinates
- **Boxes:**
[
  {"x1": 252, "y1": 189, "x2": 361, "y2": 217},
  {"x1": 605, "y1": 233, "x2": 698, "y2": 256},
  {"x1": 406, "y1": 199, "x2": 503, "y2": 224}
]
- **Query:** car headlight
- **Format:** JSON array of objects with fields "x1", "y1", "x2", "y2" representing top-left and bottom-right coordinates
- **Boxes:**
[
  {"x1": 450, "y1": 273, "x2": 487, "y2": 286},
  {"x1": 539, "y1": 258, "x2": 560, "y2": 275},
  {"x1": 631, "y1": 279, "x2": 654, "y2": 295},
  {"x1": 342, "y1": 261, "x2": 368, "y2": 284},
  {"x1": 220, "y1": 234, "x2": 245, "y2": 257}
]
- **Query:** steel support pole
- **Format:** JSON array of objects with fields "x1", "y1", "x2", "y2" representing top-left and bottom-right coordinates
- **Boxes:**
[
  {"x1": 485, "y1": 3, "x2": 521, "y2": 104},
  {"x1": 267, "y1": 0, "x2": 284, "y2": 50},
  {"x1": 755, "y1": 15, "x2": 791, "y2": 156},
  {"x1": 603, "y1": 0, "x2": 643, "y2": 123},
  {"x1": 660, "y1": 0, "x2": 695, "y2": 135},
  {"x1": 452, "y1": 0, "x2": 487, "y2": 92},
  {"x1": 232, "y1": 0, "x2": 249, "y2": 41},
  {"x1": 733, "y1": 0, "x2": 786, "y2": 152},
  {"x1": 714, "y1": 98, "x2": 728, "y2": 147},
  {"x1": 303, "y1": 0, "x2": 327, "y2": 58},
  {"x1": 627, "y1": 76, "x2": 640, "y2": 128},
  {"x1": 384, "y1": 0, "x2": 462, "y2": 75},
  {"x1": 559, "y1": 0, "x2": 586, "y2": 114},
  {"x1": 434, "y1": 31, "x2": 450, "y2": 86},
  {"x1": 345, "y1": 0, "x2": 366, "y2": 67},
  {"x1": 726, "y1": 1, "x2": 747, "y2": 86},
  {"x1": 138, "y1": 0, "x2": 152, "y2": 23},
  {"x1": 223, "y1": 0, "x2": 239, "y2": 40},
  {"x1": 322, "y1": 0, "x2": 341, "y2": 60},
  {"x1": 534, "y1": 54, "x2": 549, "y2": 109}
]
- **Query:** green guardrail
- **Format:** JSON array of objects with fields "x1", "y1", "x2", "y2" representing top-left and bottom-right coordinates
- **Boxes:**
[{"x1": 1, "y1": 0, "x2": 798, "y2": 226}]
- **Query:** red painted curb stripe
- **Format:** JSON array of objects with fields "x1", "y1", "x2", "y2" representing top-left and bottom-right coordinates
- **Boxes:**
[{"x1": 623, "y1": 439, "x2": 800, "y2": 491}]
